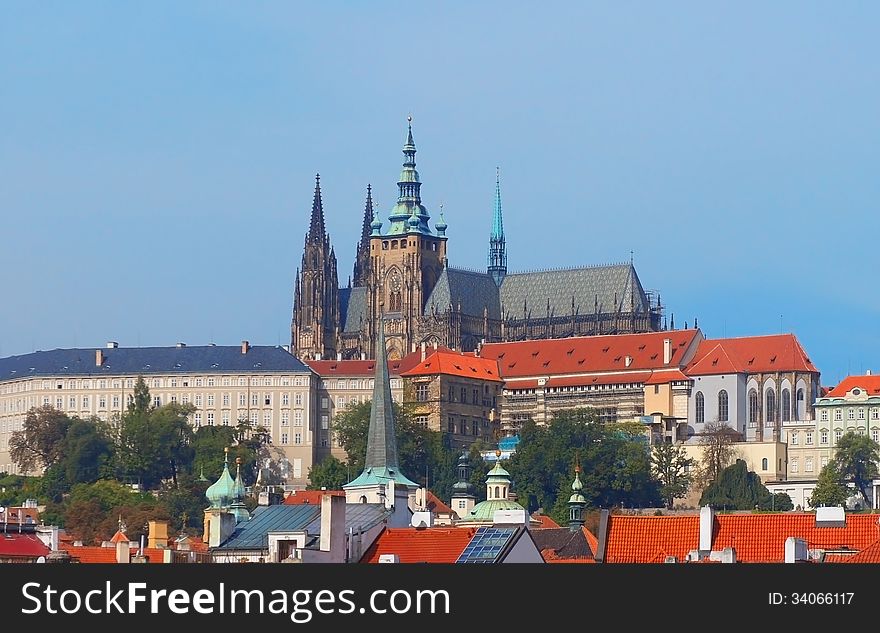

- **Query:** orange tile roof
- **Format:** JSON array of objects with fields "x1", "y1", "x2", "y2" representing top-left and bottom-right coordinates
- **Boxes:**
[
  {"x1": 825, "y1": 375, "x2": 880, "y2": 398},
  {"x1": 60, "y1": 544, "x2": 168, "y2": 563},
  {"x1": 644, "y1": 369, "x2": 691, "y2": 385},
  {"x1": 839, "y1": 539, "x2": 880, "y2": 563},
  {"x1": 110, "y1": 529, "x2": 128, "y2": 543},
  {"x1": 425, "y1": 491, "x2": 453, "y2": 515},
  {"x1": 604, "y1": 515, "x2": 700, "y2": 563},
  {"x1": 283, "y1": 490, "x2": 345, "y2": 505},
  {"x1": 0, "y1": 533, "x2": 50, "y2": 558},
  {"x1": 686, "y1": 334, "x2": 818, "y2": 376},
  {"x1": 712, "y1": 514, "x2": 880, "y2": 563},
  {"x1": 480, "y1": 330, "x2": 701, "y2": 379},
  {"x1": 543, "y1": 551, "x2": 596, "y2": 563},
  {"x1": 583, "y1": 526, "x2": 599, "y2": 554},
  {"x1": 401, "y1": 350, "x2": 503, "y2": 382},
  {"x1": 307, "y1": 348, "x2": 452, "y2": 378},
  {"x1": 361, "y1": 527, "x2": 477, "y2": 563},
  {"x1": 532, "y1": 514, "x2": 561, "y2": 529}
]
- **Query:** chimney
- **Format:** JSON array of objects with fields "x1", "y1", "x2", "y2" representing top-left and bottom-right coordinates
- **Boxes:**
[
  {"x1": 337, "y1": 353, "x2": 342, "y2": 361},
  {"x1": 115, "y1": 541, "x2": 130, "y2": 564},
  {"x1": 319, "y1": 495, "x2": 346, "y2": 555},
  {"x1": 625, "y1": 355, "x2": 632, "y2": 367},
  {"x1": 95, "y1": 349, "x2": 104, "y2": 367},
  {"x1": 867, "y1": 369, "x2": 873, "y2": 376},
  {"x1": 315, "y1": 352, "x2": 322, "y2": 361},
  {"x1": 361, "y1": 353, "x2": 366, "y2": 360},
  {"x1": 106, "y1": 341, "x2": 118, "y2": 349},
  {"x1": 663, "y1": 338, "x2": 672, "y2": 365},
  {"x1": 176, "y1": 342, "x2": 186, "y2": 348},
  {"x1": 699, "y1": 505, "x2": 714, "y2": 552},
  {"x1": 241, "y1": 340, "x2": 250, "y2": 354},
  {"x1": 147, "y1": 520, "x2": 169, "y2": 549},
  {"x1": 594, "y1": 509, "x2": 611, "y2": 563},
  {"x1": 420, "y1": 341, "x2": 426, "y2": 361}
]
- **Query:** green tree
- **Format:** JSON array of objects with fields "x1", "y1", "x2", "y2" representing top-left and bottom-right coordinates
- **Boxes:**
[
  {"x1": 808, "y1": 462, "x2": 850, "y2": 508},
  {"x1": 307, "y1": 456, "x2": 350, "y2": 490},
  {"x1": 61, "y1": 418, "x2": 114, "y2": 485},
  {"x1": 700, "y1": 459, "x2": 792, "y2": 511},
  {"x1": 833, "y1": 431, "x2": 880, "y2": 507},
  {"x1": 697, "y1": 422, "x2": 740, "y2": 488},
  {"x1": 651, "y1": 442, "x2": 694, "y2": 509},
  {"x1": 8, "y1": 406, "x2": 73, "y2": 472}
]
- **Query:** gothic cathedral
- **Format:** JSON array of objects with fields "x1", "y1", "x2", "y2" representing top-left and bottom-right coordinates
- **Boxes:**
[{"x1": 292, "y1": 119, "x2": 664, "y2": 361}]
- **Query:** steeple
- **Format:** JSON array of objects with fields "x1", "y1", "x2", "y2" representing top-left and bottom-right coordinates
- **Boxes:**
[
  {"x1": 205, "y1": 448, "x2": 237, "y2": 509},
  {"x1": 386, "y1": 117, "x2": 432, "y2": 235},
  {"x1": 450, "y1": 451, "x2": 476, "y2": 519},
  {"x1": 307, "y1": 173, "x2": 326, "y2": 242},
  {"x1": 229, "y1": 457, "x2": 251, "y2": 524},
  {"x1": 487, "y1": 167, "x2": 507, "y2": 286},
  {"x1": 344, "y1": 319, "x2": 418, "y2": 492},
  {"x1": 353, "y1": 184, "x2": 374, "y2": 286},
  {"x1": 568, "y1": 460, "x2": 587, "y2": 532}
]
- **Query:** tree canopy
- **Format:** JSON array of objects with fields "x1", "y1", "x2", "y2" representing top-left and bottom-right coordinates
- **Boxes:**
[
  {"x1": 833, "y1": 431, "x2": 879, "y2": 507},
  {"x1": 808, "y1": 462, "x2": 850, "y2": 508},
  {"x1": 651, "y1": 442, "x2": 694, "y2": 509},
  {"x1": 699, "y1": 459, "x2": 792, "y2": 511}
]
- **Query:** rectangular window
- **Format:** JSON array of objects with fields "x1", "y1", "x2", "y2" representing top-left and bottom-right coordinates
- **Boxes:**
[
  {"x1": 196, "y1": 378, "x2": 203, "y2": 387},
  {"x1": 195, "y1": 395, "x2": 202, "y2": 407},
  {"x1": 415, "y1": 383, "x2": 430, "y2": 402},
  {"x1": 447, "y1": 420, "x2": 455, "y2": 434},
  {"x1": 336, "y1": 396, "x2": 345, "y2": 409},
  {"x1": 239, "y1": 393, "x2": 246, "y2": 406},
  {"x1": 821, "y1": 456, "x2": 829, "y2": 468},
  {"x1": 472, "y1": 421, "x2": 479, "y2": 436},
  {"x1": 820, "y1": 430, "x2": 828, "y2": 444},
  {"x1": 264, "y1": 395, "x2": 271, "y2": 406},
  {"x1": 460, "y1": 387, "x2": 467, "y2": 402},
  {"x1": 848, "y1": 409, "x2": 855, "y2": 420},
  {"x1": 872, "y1": 409, "x2": 880, "y2": 420},
  {"x1": 414, "y1": 415, "x2": 429, "y2": 427},
  {"x1": 835, "y1": 428, "x2": 843, "y2": 443},
  {"x1": 805, "y1": 431, "x2": 813, "y2": 446},
  {"x1": 170, "y1": 395, "x2": 177, "y2": 403},
  {"x1": 294, "y1": 376, "x2": 303, "y2": 387},
  {"x1": 448, "y1": 386, "x2": 455, "y2": 402},
  {"x1": 872, "y1": 429, "x2": 879, "y2": 444},
  {"x1": 282, "y1": 377, "x2": 290, "y2": 386},
  {"x1": 207, "y1": 412, "x2": 214, "y2": 426},
  {"x1": 238, "y1": 377, "x2": 246, "y2": 386},
  {"x1": 194, "y1": 413, "x2": 202, "y2": 426},
  {"x1": 321, "y1": 438, "x2": 328, "y2": 447},
  {"x1": 293, "y1": 458, "x2": 302, "y2": 479},
  {"x1": 321, "y1": 414, "x2": 329, "y2": 430},
  {"x1": 182, "y1": 394, "x2": 189, "y2": 405},
  {"x1": 294, "y1": 411, "x2": 303, "y2": 426},
  {"x1": 42, "y1": 397, "x2": 50, "y2": 406},
  {"x1": 222, "y1": 411, "x2": 230, "y2": 426},
  {"x1": 282, "y1": 393, "x2": 290, "y2": 406},
  {"x1": 207, "y1": 377, "x2": 215, "y2": 387},
  {"x1": 223, "y1": 377, "x2": 231, "y2": 386},
  {"x1": 281, "y1": 433, "x2": 289, "y2": 445},
  {"x1": 337, "y1": 380, "x2": 346, "y2": 389},
  {"x1": 153, "y1": 396, "x2": 161, "y2": 407},
  {"x1": 472, "y1": 389, "x2": 479, "y2": 405},
  {"x1": 264, "y1": 378, "x2": 272, "y2": 387},
  {"x1": 858, "y1": 408, "x2": 865, "y2": 420},
  {"x1": 252, "y1": 394, "x2": 259, "y2": 406},
  {"x1": 99, "y1": 396, "x2": 106, "y2": 409},
  {"x1": 126, "y1": 379, "x2": 133, "y2": 388},
  {"x1": 207, "y1": 394, "x2": 214, "y2": 407},
  {"x1": 69, "y1": 396, "x2": 76, "y2": 409},
  {"x1": 264, "y1": 411, "x2": 272, "y2": 426},
  {"x1": 170, "y1": 378, "x2": 178, "y2": 387},
  {"x1": 820, "y1": 410, "x2": 829, "y2": 422},
  {"x1": 790, "y1": 432, "x2": 798, "y2": 445},
  {"x1": 250, "y1": 411, "x2": 258, "y2": 424},
  {"x1": 294, "y1": 433, "x2": 302, "y2": 446},
  {"x1": 222, "y1": 393, "x2": 230, "y2": 407},
  {"x1": 81, "y1": 396, "x2": 89, "y2": 408},
  {"x1": 805, "y1": 457, "x2": 813, "y2": 473},
  {"x1": 295, "y1": 393, "x2": 303, "y2": 406},
  {"x1": 321, "y1": 397, "x2": 329, "y2": 409},
  {"x1": 99, "y1": 380, "x2": 107, "y2": 389},
  {"x1": 791, "y1": 460, "x2": 799, "y2": 473},
  {"x1": 281, "y1": 411, "x2": 289, "y2": 426}
]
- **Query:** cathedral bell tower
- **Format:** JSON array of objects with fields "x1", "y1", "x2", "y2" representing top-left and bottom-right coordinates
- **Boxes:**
[{"x1": 366, "y1": 117, "x2": 447, "y2": 359}]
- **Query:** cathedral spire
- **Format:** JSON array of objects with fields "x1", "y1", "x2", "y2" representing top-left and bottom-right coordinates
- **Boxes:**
[
  {"x1": 386, "y1": 116, "x2": 431, "y2": 235},
  {"x1": 488, "y1": 167, "x2": 507, "y2": 286},
  {"x1": 307, "y1": 173, "x2": 326, "y2": 242},
  {"x1": 344, "y1": 319, "x2": 417, "y2": 491},
  {"x1": 353, "y1": 184, "x2": 374, "y2": 287}
]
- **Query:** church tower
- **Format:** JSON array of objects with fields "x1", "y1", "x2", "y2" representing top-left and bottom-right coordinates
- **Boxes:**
[
  {"x1": 366, "y1": 118, "x2": 447, "y2": 359},
  {"x1": 352, "y1": 184, "x2": 374, "y2": 287},
  {"x1": 487, "y1": 167, "x2": 507, "y2": 286},
  {"x1": 291, "y1": 174, "x2": 340, "y2": 360}
]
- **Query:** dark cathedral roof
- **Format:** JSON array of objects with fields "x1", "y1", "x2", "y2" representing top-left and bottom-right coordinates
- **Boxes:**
[
  {"x1": 340, "y1": 286, "x2": 368, "y2": 333},
  {"x1": 423, "y1": 268, "x2": 502, "y2": 320},
  {"x1": 422, "y1": 263, "x2": 650, "y2": 321},
  {"x1": 499, "y1": 263, "x2": 650, "y2": 317}
]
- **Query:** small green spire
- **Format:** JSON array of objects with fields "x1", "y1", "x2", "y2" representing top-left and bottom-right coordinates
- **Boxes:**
[{"x1": 568, "y1": 459, "x2": 587, "y2": 532}]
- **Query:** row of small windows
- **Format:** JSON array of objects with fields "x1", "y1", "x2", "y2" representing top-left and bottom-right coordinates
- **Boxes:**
[
  {"x1": 321, "y1": 379, "x2": 375, "y2": 390},
  {"x1": 696, "y1": 388, "x2": 807, "y2": 425},
  {"x1": 790, "y1": 456, "x2": 828, "y2": 474},
  {"x1": 16, "y1": 391, "x2": 306, "y2": 412},
  {"x1": 380, "y1": 239, "x2": 438, "y2": 251},
  {"x1": 819, "y1": 408, "x2": 880, "y2": 422},
  {"x1": 790, "y1": 428, "x2": 880, "y2": 445},
  {"x1": 446, "y1": 417, "x2": 492, "y2": 437},
  {"x1": 0, "y1": 375, "x2": 309, "y2": 393}
]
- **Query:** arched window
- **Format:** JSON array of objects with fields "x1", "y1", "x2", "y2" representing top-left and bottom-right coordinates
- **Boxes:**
[
  {"x1": 695, "y1": 391, "x2": 705, "y2": 424},
  {"x1": 766, "y1": 389, "x2": 776, "y2": 424},
  {"x1": 718, "y1": 390, "x2": 729, "y2": 422},
  {"x1": 762, "y1": 458, "x2": 768, "y2": 471},
  {"x1": 781, "y1": 389, "x2": 791, "y2": 422},
  {"x1": 359, "y1": 496, "x2": 367, "y2": 504},
  {"x1": 796, "y1": 389, "x2": 805, "y2": 419},
  {"x1": 749, "y1": 389, "x2": 759, "y2": 425},
  {"x1": 494, "y1": 486, "x2": 500, "y2": 499}
]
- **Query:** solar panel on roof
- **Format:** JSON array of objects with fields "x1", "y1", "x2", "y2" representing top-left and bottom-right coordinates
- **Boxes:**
[{"x1": 456, "y1": 527, "x2": 517, "y2": 564}]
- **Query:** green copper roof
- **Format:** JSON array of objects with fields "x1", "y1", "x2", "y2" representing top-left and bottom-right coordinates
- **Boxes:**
[
  {"x1": 463, "y1": 498, "x2": 525, "y2": 523},
  {"x1": 569, "y1": 468, "x2": 586, "y2": 504},
  {"x1": 345, "y1": 320, "x2": 417, "y2": 490},
  {"x1": 384, "y1": 119, "x2": 436, "y2": 237},
  {"x1": 486, "y1": 462, "x2": 510, "y2": 479},
  {"x1": 206, "y1": 451, "x2": 237, "y2": 508},
  {"x1": 491, "y1": 167, "x2": 504, "y2": 240}
]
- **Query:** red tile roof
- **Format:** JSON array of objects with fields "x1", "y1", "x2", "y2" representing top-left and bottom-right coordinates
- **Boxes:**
[
  {"x1": 480, "y1": 330, "x2": 701, "y2": 379},
  {"x1": 110, "y1": 529, "x2": 129, "y2": 543},
  {"x1": 604, "y1": 515, "x2": 700, "y2": 563},
  {"x1": 283, "y1": 490, "x2": 345, "y2": 505},
  {"x1": 361, "y1": 527, "x2": 477, "y2": 563},
  {"x1": 0, "y1": 533, "x2": 50, "y2": 558},
  {"x1": 644, "y1": 369, "x2": 691, "y2": 385},
  {"x1": 401, "y1": 350, "x2": 502, "y2": 382},
  {"x1": 839, "y1": 539, "x2": 880, "y2": 563},
  {"x1": 425, "y1": 491, "x2": 453, "y2": 515},
  {"x1": 825, "y1": 375, "x2": 880, "y2": 398},
  {"x1": 60, "y1": 544, "x2": 168, "y2": 563},
  {"x1": 532, "y1": 514, "x2": 561, "y2": 529},
  {"x1": 712, "y1": 514, "x2": 880, "y2": 563},
  {"x1": 583, "y1": 526, "x2": 599, "y2": 554},
  {"x1": 686, "y1": 334, "x2": 818, "y2": 376}
]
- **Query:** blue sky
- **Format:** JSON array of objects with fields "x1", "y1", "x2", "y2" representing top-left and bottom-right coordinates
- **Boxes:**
[{"x1": 1, "y1": 2, "x2": 878, "y2": 384}]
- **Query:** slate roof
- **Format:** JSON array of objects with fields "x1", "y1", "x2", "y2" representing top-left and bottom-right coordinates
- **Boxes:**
[
  {"x1": 825, "y1": 375, "x2": 880, "y2": 398},
  {"x1": 0, "y1": 345, "x2": 311, "y2": 382},
  {"x1": 341, "y1": 286, "x2": 368, "y2": 333},
  {"x1": 303, "y1": 503, "x2": 390, "y2": 534},
  {"x1": 216, "y1": 505, "x2": 321, "y2": 550},
  {"x1": 499, "y1": 264, "x2": 651, "y2": 318},
  {"x1": 685, "y1": 334, "x2": 818, "y2": 376},
  {"x1": 531, "y1": 527, "x2": 595, "y2": 561},
  {"x1": 424, "y1": 268, "x2": 502, "y2": 319}
]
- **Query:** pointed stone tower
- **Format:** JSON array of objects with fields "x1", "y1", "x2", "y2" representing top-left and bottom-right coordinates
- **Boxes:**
[
  {"x1": 344, "y1": 319, "x2": 418, "y2": 517},
  {"x1": 292, "y1": 174, "x2": 340, "y2": 359},
  {"x1": 487, "y1": 167, "x2": 507, "y2": 286},
  {"x1": 450, "y1": 451, "x2": 476, "y2": 520},
  {"x1": 568, "y1": 461, "x2": 587, "y2": 532},
  {"x1": 353, "y1": 184, "x2": 374, "y2": 287}
]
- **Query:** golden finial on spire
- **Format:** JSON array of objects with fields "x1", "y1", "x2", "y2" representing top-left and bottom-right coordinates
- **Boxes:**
[
  {"x1": 407, "y1": 113, "x2": 413, "y2": 124},
  {"x1": 495, "y1": 448, "x2": 502, "y2": 459}
]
